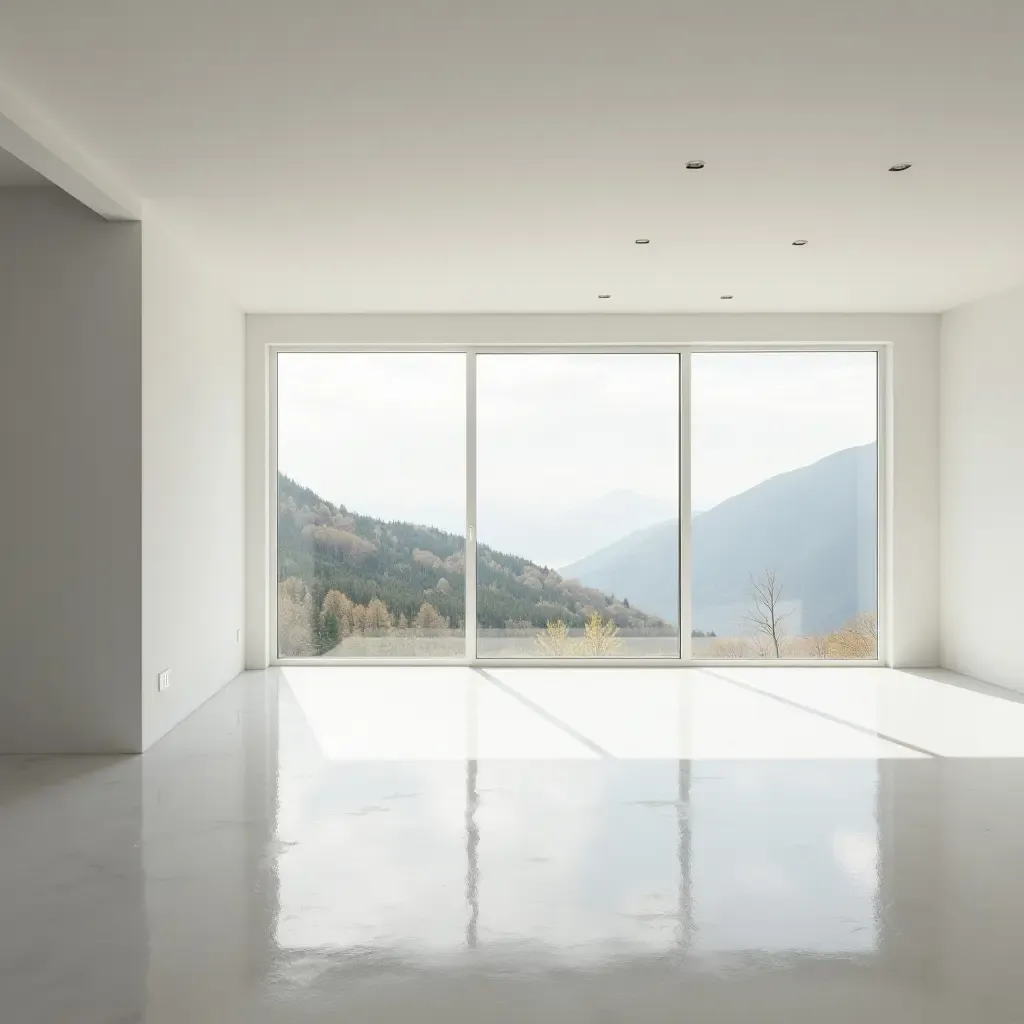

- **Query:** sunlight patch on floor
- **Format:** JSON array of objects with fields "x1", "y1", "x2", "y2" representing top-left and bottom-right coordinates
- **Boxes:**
[{"x1": 281, "y1": 667, "x2": 936, "y2": 761}]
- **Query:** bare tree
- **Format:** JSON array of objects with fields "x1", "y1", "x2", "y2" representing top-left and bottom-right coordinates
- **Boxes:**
[
  {"x1": 810, "y1": 634, "x2": 831, "y2": 659},
  {"x1": 749, "y1": 632, "x2": 778, "y2": 659},
  {"x1": 743, "y1": 567, "x2": 792, "y2": 658}
]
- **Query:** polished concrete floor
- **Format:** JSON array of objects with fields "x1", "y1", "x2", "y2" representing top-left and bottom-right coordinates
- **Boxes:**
[{"x1": 4, "y1": 666, "x2": 1024, "y2": 1023}]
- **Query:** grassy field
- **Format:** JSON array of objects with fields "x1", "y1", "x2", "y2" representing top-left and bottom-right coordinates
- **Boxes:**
[{"x1": 313, "y1": 629, "x2": 873, "y2": 659}]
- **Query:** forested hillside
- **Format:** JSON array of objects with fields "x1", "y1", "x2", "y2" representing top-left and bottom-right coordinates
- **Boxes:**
[{"x1": 277, "y1": 473, "x2": 669, "y2": 656}]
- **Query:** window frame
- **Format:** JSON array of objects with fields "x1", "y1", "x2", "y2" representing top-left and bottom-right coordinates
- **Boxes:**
[{"x1": 269, "y1": 342, "x2": 887, "y2": 668}]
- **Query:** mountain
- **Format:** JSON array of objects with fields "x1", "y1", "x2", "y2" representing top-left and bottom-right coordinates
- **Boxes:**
[
  {"x1": 478, "y1": 489, "x2": 677, "y2": 568},
  {"x1": 277, "y1": 473, "x2": 670, "y2": 656},
  {"x1": 562, "y1": 519, "x2": 682, "y2": 624},
  {"x1": 561, "y1": 444, "x2": 877, "y2": 636}
]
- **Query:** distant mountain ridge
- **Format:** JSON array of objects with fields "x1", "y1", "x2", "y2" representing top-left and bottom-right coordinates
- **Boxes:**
[
  {"x1": 480, "y1": 489, "x2": 677, "y2": 568},
  {"x1": 562, "y1": 444, "x2": 877, "y2": 636},
  {"x1": 562, "y1": 519, "x2": 682, "y2": 624}
]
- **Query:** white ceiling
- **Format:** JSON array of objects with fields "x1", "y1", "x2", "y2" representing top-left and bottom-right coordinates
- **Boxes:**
[
  {"x1": 1, "y1": 1, "x2": 1023, "y2": 312},
  {"x1": 0, "y1": 145, "x2": 46, "y2": 185}
]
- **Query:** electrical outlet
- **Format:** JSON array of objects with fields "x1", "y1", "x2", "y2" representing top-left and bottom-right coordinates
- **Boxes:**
[{"x1": 158, "y1": 669, "x2": 171, "y2": 693}]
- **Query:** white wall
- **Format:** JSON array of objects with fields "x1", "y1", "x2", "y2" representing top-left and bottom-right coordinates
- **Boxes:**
[
  {"x1": 141, "y1": 222, "x2": 245, "y2": 750},
  {"x1": 940, "y1": 286, "x2": 1024, "y2": 692},
  {"x1": 887, "y1": 328, "x2": 941, "y2": 668},
  {"x1": 246, "y1": 313, "x2": 941, "y2": 669},
  {"x1": 0, "y1": 187, "x2": 143, "y2": 752}
]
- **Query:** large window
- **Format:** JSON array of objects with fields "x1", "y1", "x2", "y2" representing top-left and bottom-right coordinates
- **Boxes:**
[
  {"x1": 276, "y1": 352, "x2": 466, "y2": 658},
  {"x1": 476, "y1": 354, "x2": 680, "y2": 658},
  {"x1": 272, "y1": 347, "x2": 881, "y2": 663}
]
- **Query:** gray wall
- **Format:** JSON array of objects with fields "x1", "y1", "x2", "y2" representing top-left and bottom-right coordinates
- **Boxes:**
[
  {"x1": 0, "y1": 187, "x2": 143, "y2": 751},
  {"x1": 0, "y1": 188, "x2": 245, "y2": 752}
]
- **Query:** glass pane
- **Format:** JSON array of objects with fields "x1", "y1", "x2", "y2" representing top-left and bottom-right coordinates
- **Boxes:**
[
  {"x1": 476, "y1": 353, "x2": 680, "y2": 659},
  {"x1": 691, "y1": 352, "x2": 878, "y2": 660},
  {"x1": 276, "y1": 352, "x2": 466, "y2": 658}
]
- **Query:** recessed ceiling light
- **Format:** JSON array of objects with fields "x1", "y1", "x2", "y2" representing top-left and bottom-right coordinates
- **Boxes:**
[
  {"x1": 686, "y1": 160, "x2": 706, "y2": 170},
  {"x1": 598, "y1": 294, "x2": 611, "y2": 299},
  {"x1": 792, "y1": 239, "x2": 809, "y2": 246},
  {"x1": 635, "y1": 238, "x2": 650, "y2": 245},
  {"x1": 720, "y1": 294, "x2": 734, "y2": 300},
  {"x1": 889, "y1": 163, "x2": 912, "y2": 172}
]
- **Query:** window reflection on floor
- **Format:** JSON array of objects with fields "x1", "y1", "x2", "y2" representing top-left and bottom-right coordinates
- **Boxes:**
[
  {"x1": 690, "y1": 761, "x2": 878, "y2": 954},
  {"x1": 272, "y1": 691, "x2": 878, "y2": 964},
  {"x1": 472, "y1": 762, "x2": 686, "y2": 953},
  {"x1": 273, "y1": 692, "x2": 467, "y2": 955}
]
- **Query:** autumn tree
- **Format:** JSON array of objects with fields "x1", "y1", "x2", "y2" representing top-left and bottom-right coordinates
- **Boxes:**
[
  {"x1": 350, "y1": 602, "x2": 368, "y2": 635},
  {"x1": 826, "y1": 612, "x2": 877, "y2": 659},
  {"x1": 413, "y1": 602, "x2": 447, "y2": 631},
  {"x1": 278, "y1": 577, "x2": 316, "y2": 656},
  {"x1": 364, "y1": 597, "x2": 392, "y2": 634},
  {"x1": 578, "y1": 612, "x2": 624, "y2": 656},
  {"x1": 321, "y1": 590, "x2": 354, "y2": 638},
  {"x1": 534, "y1": 619, "x2": 573, "y2": 656},
  {"x1": 743, "y1": 566, "x2": 792, "y2": 658}
]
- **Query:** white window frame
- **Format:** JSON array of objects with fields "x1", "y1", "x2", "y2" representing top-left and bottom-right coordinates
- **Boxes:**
[{"x1": 269, "y1": 342, "x2": 887, "y2": 668}]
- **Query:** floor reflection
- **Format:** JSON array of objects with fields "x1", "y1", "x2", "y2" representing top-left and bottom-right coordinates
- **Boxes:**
[
  {"x1": 10, "y1": 668, "x2": 1024, "y2": 1023},
  {"x1": 465, "y1": 760, "x2": 480, "y2": 948},
  {"x1": 691, "y1": 761, "x2": 877, "y2": 954},
  {"x1": 272, "y1": 758, "x2": 879, "y2": 969},
  {"x1": 272, "y1": 677, "x2": 880, "y2": 969}
]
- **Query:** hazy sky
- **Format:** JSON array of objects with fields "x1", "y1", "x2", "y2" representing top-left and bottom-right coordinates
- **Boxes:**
[
  {"x1": 277, "y1": 350, "x2": 877, "y2": 551},
  {"x1": 475, "y1": 352, "x2": 679, "y2": 503},
  {"x1": 279, "y1": 352, "x2": 467, "y2": 532},
  {"x1": 691, "y1": 351, "x2": 877, "y2": 512}
]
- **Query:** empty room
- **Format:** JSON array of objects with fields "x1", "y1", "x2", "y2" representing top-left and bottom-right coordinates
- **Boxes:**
[{"x1": 1, "y1": 3, "x2": 1022, "y2": 1022}]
